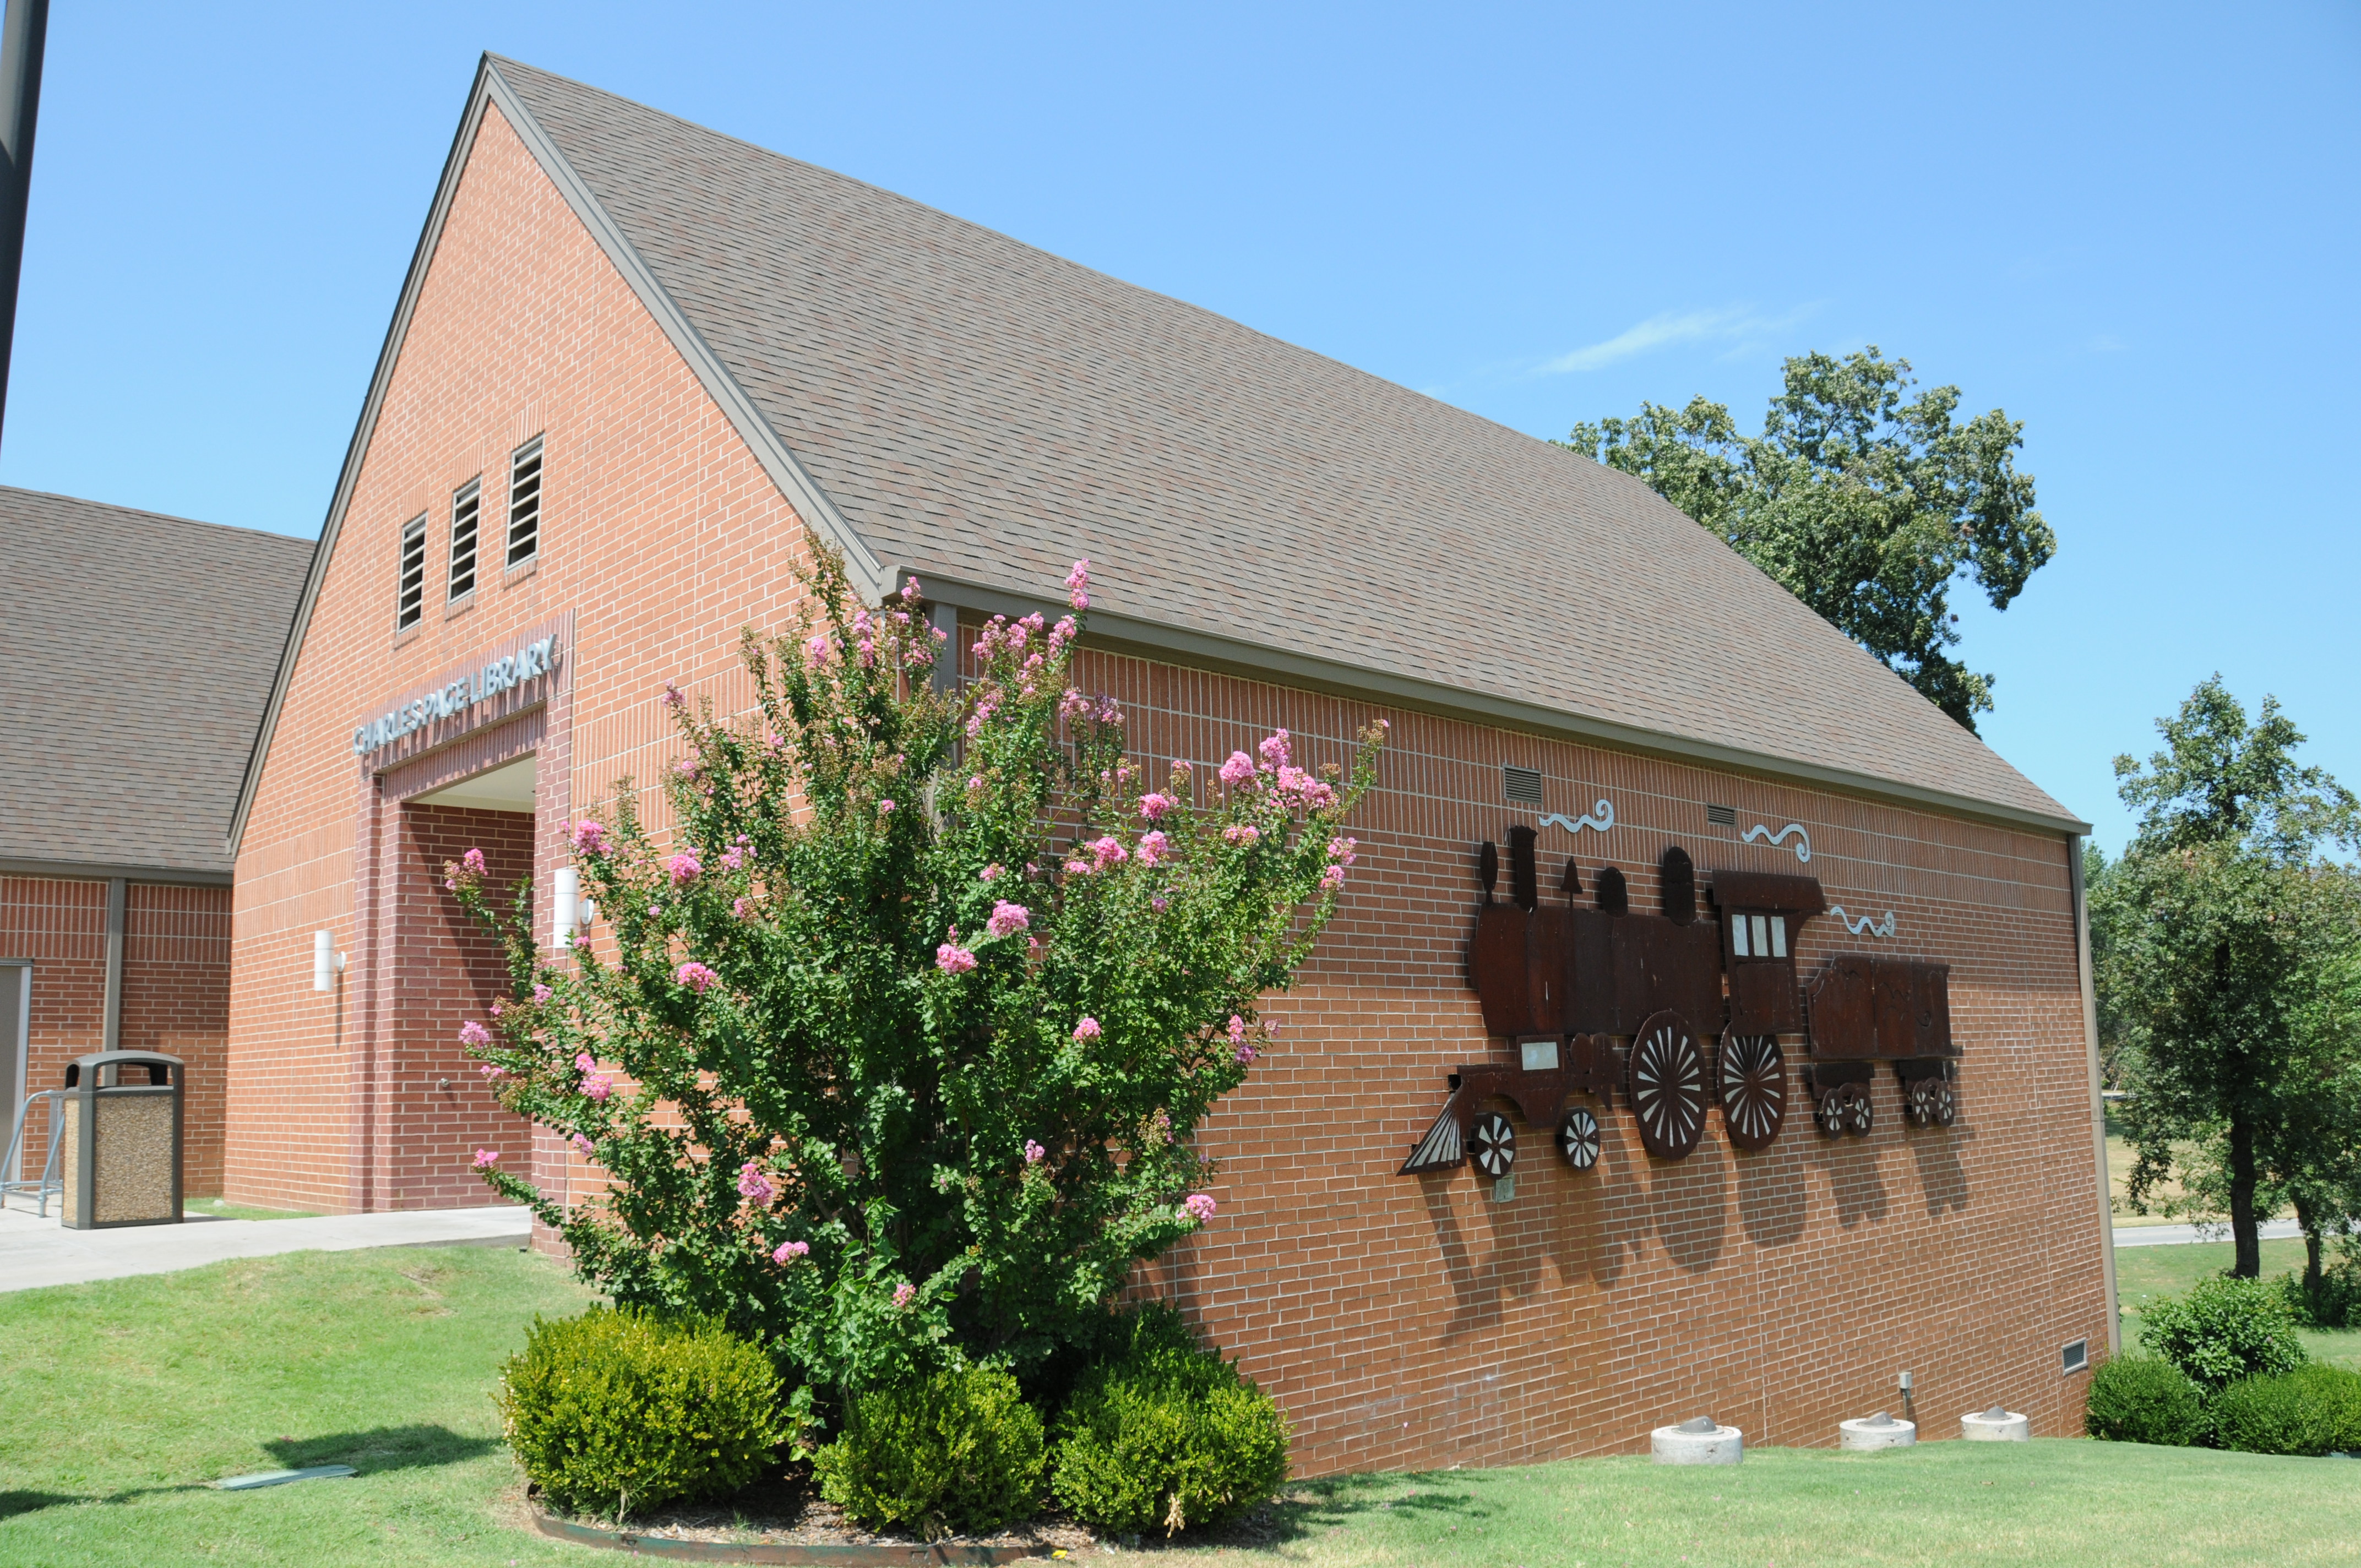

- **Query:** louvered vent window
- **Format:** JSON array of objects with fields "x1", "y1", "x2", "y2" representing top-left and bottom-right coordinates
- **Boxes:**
[
  {"x1": 1503, "y1": 765, "x2": 1544, "y2": 805},
  {"x1": 505, "y1": 435, "x2": 543, "y2": 567},
  {"x1": 447, "y1": 478, "x2": 481, "y2": 601},
  {"x1": 395, "y1": 515, "x2": 427, "y2": 631},
  {"x1": 1707, "y1": 804, "x2": 1737, "y2": 826}
]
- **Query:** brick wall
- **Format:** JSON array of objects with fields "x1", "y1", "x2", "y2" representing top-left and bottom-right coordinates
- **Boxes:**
[
  {"x1": 121, "y1": 883, "x2": 232, "y2": 1197},
  {"x1": 0, "y1": 876, "x2": 105, "y2": 1186}
]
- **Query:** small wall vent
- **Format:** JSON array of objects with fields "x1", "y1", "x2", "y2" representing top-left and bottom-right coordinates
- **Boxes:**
[
  {"x1": 1707, "y1": 804, "x2": 1737, "y2": 826},
  {"x1": 2061, "y1": 1338, "x2": 2090, "y2": 1374},
  {"x1": 395, "y1": 515, "x2": 427, "y2": 632},
  {"x1": 447, "y1": 478, "x2": 481, "y2": 601},
  {"x1": 505, "y1": 435, "x2": 544, "y2": 567},
  {"x1": 1503, "y1": 766, "x2": 1544, "y2": 806}
]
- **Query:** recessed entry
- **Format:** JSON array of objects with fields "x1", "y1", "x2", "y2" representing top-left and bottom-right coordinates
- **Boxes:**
[
  {"x1": 413, "y1": 754, "x2": 536, "y2": 813},
  {"x1": 1503, "y1": 765, "x2": 1544, "y2": 805},
  {"x1": 1707, "y1": 804, "x2": 1737, "y2": 826},
  {"x1": 2061, "y1": 1338, "x2": 2090, "y2": 1375}
]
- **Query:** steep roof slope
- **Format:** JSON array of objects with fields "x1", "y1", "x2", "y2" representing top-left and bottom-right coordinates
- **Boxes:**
[{"x1": 1, "y1": 488, "x2": 311, "y2": 878}]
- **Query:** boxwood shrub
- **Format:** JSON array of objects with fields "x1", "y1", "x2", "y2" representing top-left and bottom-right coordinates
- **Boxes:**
[
  {"x1": 498, "y1": 1305, "x2": 787, "y2": 1521},
  {"x1": 1051, "y1": 1304, "x2": 1290, "y2": 1536},
  {"x1": 2139, "y1": 1275, "x2": 2309, "y2": 1394},
  {"x1": 814, "y1": 1365, "x2": 1046, "y2": 1536},
  {"x1": 2084, "y1": 1355, "x2": 2205, "y2": 1446},
  {"x1": 2210, "y1": 1365, "x2": 2361, "y2": 1457}
]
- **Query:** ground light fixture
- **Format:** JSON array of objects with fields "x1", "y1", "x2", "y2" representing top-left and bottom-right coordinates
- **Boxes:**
[{"x1": 311, "y1": 931, "x2": 344, "y2": 992}]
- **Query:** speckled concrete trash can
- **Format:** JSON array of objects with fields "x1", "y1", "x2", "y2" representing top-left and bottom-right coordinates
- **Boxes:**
[
  {"x1": 1652, "y1": 1417, "x2": 1743, "y2": 1464},
  {"x1": 1840, "y1": 1413, "x2": 1917, "y2": 1450},
  {"x1": 1961, "y1": 1407, "x2": 2030, "y2": 1441}
]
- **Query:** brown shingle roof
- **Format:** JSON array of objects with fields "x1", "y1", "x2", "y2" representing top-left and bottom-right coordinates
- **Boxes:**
[{"x1": 0, "y1": 488, "x2": 311, "y2": 878}]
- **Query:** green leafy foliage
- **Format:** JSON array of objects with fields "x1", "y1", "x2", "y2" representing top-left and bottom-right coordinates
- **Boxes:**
[
  {"x1": 813, "y1": 1365, "x2": 1046, "y2": 1536},
  {"x1": 2208, "y1": 1365, "x2": 2361, "y2": 1457},
  {"x1": 1049, "y1": 1304, "x2": 1291, "y2": 1536},
  {"x1": 1562, "y1": 347, "x2": 2054, "y2": 728},
  {"x1": 2093, "y1": 677, "x2": 2361, "y2": 1277},
  {"x1": 2280, "y1": 1259, "x2": 2361, "y2": 1330},
  {"x1": 497, "y1": 1305, "x2": 788, "y2": 1521},
  {"x1": 2083, "y1": 1355, "x2": 2205, "y2": 1447},
  {"x1": 449, "y1": 548, "x2": 1383, "y2": 1414},
  {"x1": 2139, "y1": 1276, "x2": 2309, "y2": 1395}
]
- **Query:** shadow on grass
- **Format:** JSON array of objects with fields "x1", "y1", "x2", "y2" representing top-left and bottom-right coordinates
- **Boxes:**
[
  {"x1": 0, "y1": 1425, "x2": 498, "y2": 1520},
  {"x1": 265, "y1": 1423, "x2": 500, "y2": 1476},
  {"x1": 1138, "y1": 1473, "x2": 1491, "y2": 1553}
]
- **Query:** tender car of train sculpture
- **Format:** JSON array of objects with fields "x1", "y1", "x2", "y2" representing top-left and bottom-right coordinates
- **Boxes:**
[{"x1": 1399, "y1": 826, "x2": 1957, "y2": 1178}]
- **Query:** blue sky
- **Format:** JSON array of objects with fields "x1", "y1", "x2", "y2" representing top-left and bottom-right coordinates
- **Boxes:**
[{"x1": 5, "y1": 2, "x2": 2353, "y2": 850}]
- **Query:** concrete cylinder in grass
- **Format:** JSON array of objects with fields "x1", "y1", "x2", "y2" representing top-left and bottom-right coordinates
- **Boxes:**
[
  {"x1": 1961, "y1": 1407, "x2": 2030, "y2": 1441},
  {"x1": 1651, "y1": 1417, "x2": 1743, "y2": 1464},
  {"x1": 1839, "y1": 1412, "x2": 1917, "y2": 1450}
]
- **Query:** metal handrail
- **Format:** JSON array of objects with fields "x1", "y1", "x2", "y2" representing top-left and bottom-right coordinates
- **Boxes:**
[{"x1": 2, "y1": 1089, "x2": 63, "y2": 1217}]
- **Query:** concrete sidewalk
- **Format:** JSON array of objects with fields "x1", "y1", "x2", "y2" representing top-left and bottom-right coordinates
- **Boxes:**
[
  {"x1": 2113, "y1": 1218, "x2": 2304, "y2": 1248},
  {"x1": 0, "y1": 1200, "x2": 531, "y2": 1293}
]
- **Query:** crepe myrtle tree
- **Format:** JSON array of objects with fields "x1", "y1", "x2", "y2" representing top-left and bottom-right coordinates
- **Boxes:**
[{"x1": 445, "y1": 548, "x2": 1384, "y2": 1414}]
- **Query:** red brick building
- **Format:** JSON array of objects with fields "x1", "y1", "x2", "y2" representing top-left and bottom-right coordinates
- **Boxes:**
[
  {"x1": 226, "y1": 57, "x2": 2116, "y2": 1466},
  {"x1": 1, "y1": 487, "x2": 309, "y2": 1204}
]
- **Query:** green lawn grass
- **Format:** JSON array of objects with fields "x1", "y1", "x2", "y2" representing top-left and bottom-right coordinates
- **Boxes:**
[
  {"x1": 6, "y1": 1238, "x2": 2357, "y2": 1567},
  {"x1": 0, "y1": 1246, "x2": 596, "y2": 1567}
]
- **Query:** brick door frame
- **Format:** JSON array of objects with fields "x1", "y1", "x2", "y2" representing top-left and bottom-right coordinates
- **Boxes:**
[{"x1": 347, "y1": 613, "x2": 573, "y2": 1211}]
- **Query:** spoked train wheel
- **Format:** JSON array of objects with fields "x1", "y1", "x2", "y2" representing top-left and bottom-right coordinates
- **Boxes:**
[
  {"x1": 1558, "y1": 1106, "x2": 1602, "y2": 1171},
  {"x1": 1932, "y1": 1079, "x2": 1957, "y2": 1127},
  {"x1": 1838, "y1": 1081, "x2": 1873, "y2": 1136},
  {"x1": 1904, "y1": 1078, "x2": 1935, "y2": 1128},
  {"x1": 1716, "y1": 1032, "x2": 1786, "y2": 1152},
  {"x1": 1468, "y1": 1111, "x2": 1517, "y2": 1179},
  {"x1": 1816, "y1": 1088, "x2": 1847, "y2": 1137},
  {"x1": 1627, "y1": 1010, "x2": 1707, "y2": 1161}
]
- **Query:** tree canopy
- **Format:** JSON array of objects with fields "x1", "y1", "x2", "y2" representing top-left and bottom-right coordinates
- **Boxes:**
[
  {"x1": 2092, "y1": 677, "x2": 2361, "y2": 1282},
  {"x1": 1561, "y1": 347, "x2": 2055, "y2": 729}
]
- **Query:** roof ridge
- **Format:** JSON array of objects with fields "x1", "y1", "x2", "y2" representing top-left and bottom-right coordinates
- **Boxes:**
[{"x1": 0, "y1": 483, "x2": 313, "y2": 546}]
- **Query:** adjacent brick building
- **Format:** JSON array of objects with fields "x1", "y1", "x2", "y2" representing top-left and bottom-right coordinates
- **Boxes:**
[
  {"x1": 0, "y1": 488, "x2": 310, "y2": 1203},
  {"x1": 226, "y1": 56, "x2": 2117, "y2": 1467}
]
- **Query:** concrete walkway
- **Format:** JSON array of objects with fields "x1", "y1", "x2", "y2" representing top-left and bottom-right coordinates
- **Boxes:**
[
  {"x1": 0, "y1": 1200, "x2": 531, "y2": 1293},
  {"x1": 2113, "y1": 1218, "x2": 2304, "y2": 1249}
]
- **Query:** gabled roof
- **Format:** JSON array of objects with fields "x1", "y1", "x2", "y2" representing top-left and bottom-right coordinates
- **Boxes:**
[
  {"x1": 232, "y1": 56, "x2": 2086, "y2": 850},
  {"x1": 0, "y1": 487, "x2": 310, "y2": 881}
]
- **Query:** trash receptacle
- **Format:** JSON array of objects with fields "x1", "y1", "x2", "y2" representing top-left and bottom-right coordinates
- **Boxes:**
[{"x1": 59, "y1": 1050, "x2": 183, "y2": 1230}]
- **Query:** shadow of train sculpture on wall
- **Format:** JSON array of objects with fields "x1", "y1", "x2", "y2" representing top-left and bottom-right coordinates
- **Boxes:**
[{"x1": 1399, "y1": 824, "x2": 1957, "y2": 1180}]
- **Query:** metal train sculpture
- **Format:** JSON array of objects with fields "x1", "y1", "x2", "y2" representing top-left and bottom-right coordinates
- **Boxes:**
[{"x1": 1399, "y1": 826, "x2": 1956, "y2": 1179}]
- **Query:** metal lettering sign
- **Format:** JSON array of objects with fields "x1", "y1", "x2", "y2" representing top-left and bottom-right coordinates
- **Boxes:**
[{"x1": 348, "y1": 635, "x2": 560, "y2": 759}]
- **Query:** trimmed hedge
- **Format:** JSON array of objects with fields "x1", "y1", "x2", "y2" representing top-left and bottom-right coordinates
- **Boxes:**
[
  {"x1": 2084, "y1": 1355, "x2": 2205, "y2": 1447},
  {"x1": 498, "y1": 1306, "x2": 787, "y2": 1521},
  {"x1": 2210, "y1": 1365, "x2": 2361, "y2": 1457},
  {"x1": 815, "y1": 1365, "x2": 1046, "y2": 1536},
  {"x1": 1051, "y1": 1305, "x2": 1290, "y2": 1536},
  {"x1": 2139, "y1": 1275, "x2": 2309, "y2": 1393}
]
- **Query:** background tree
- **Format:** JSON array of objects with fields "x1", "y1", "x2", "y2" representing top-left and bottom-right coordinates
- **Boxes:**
[
  {"x1": 2095, "y1": 676, "x2": 2361, "y2": 1278},
  {"x1": 1562, "y1": 347, "x2": 2055, "y2": 729}
]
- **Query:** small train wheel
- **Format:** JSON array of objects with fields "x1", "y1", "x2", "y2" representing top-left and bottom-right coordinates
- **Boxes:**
[
  {"x1": 1716, "y1": 1032, "x2": 1786, "y2": 1152},
  {"x1": 1839, "y1": 1081, "x2": 1873, "y2": 1136},
  {"x1": 1627, "y1": 1011, "x2": 1708, "y2": 1161},
  {"x1": 1558, "y1": 1106, "x2": 1602, "y2": 1171},
  {"x1": 1904, "y1": 1079, "x2": 1934, "y2": 1128},
  {"x1": 1816, "y1": 1088, "x2": 1847, "y2": 1137},
  {"x1": 1469, "y1": 1111, "x2": 1517, "y2": 1178},
  {"x1": 1933, "y1": 1080, "x2": 1957, "y2": 1127}
]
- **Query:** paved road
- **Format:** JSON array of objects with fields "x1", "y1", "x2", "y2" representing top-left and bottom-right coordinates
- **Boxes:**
[
  {"x1": 2113, "y1": 1218, "x2": 2305, "y2": 1249},
  {"x1": 0, "y1": 1201, "x2": 532, "y2": 1292}
]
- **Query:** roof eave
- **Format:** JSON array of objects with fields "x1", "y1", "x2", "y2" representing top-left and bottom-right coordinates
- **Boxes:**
[{"x1": 902, "y1": 568, "x2": 2093, "y2": 840}]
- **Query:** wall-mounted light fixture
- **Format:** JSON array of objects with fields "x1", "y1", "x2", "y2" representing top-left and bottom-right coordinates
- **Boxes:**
[
  {"x1": 312, "y1": 930, "x2": 345, "y2": 992},
  {"x1": 552, "y1": 867, "x2": 578, "y2": 950}
]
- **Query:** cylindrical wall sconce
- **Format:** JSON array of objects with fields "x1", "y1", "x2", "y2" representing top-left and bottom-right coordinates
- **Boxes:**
[
  {"x1": 552, "y1": 866, "x2": 579, "y2": 950},
  {"x1": 312, "y1": 930, "x2": 344, "y2": 992}
]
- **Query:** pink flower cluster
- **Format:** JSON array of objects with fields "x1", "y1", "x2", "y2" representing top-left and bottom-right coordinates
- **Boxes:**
[
  {"x1": 1223, "y1": 824, "x2": 1260, "y2": 846},
  {"x1": 677, "y1": 961, "x2": 719, "y2": 994},
  {"x1": 893, "y1": 1281, "x2": 917, "y2": 1309},
  {"x1": 733, "y1": 896, "x2": 756, "y2": 922},
  {"x1": 662, "y1": 681, "x2": 686, "y2": 710},
  {"x1": 533, "y1": 983, "x2": 553, "y2": 1004},
  {"x1": 1086, "y1": 836, "x2": 1127, "y2": 872},
  {"x1": 666, "y1": 853, "x2": 702, "y2": 886},
  {"x1": 674, "y1": 757, "x2": 700, "y2": 780},
  {"x1": 480, "y1": 1063, "x2": 508, "y2": 1080},
  {"x1": 1138, "y1": 792, "x2": 1176, "y2": 821},
  {"x1": 737, "y1": 1161, "x2": 775, "y2": 1204},
  {"x1": 986, "y1": 901, "x2": 1030, "y2": 939},
  {"x1": 936, "y1": 941, "x2": 977, "y2": 974},
  {"x1": 1219, "y1": 751, "x2": 1256, "y2": 787},
  {"x1": 980, "y1": 862, "x2": 1002, "y2": 882},
  {"x1": 1277, "y1": 766, "x2": 1337, "y2": 809},
  {"x1": 1138, "y1": 831, "x2": 1171, "y2": 868},
  {"x1": 804, "y1": 631, "x2": 835, "y2": 669},
  {"x1": 461, "y1": 847, "x2": 487, "y2": 877},
  {"x1": 571, "y1": 1133, "x2": 595, "y2": 1156},
  {"x1": 1073, "y1": 1017, "x2": 1102, "y2": 1041},
  {"x1": 571, "y1": 819, "x2": 609, "y2": 856},
  {"x1": 1024, "y1": 1139, "x2": 1045, "y2": 1164},
  {"x1": 472, "y1": 1148, "x2": 500, "y2": 1169},
  {"x1": 773, "y1": 1239, "x2": 810, "y2": 1265},
  {"x1": 458, "y1": 1020, "x2": 491, "y2": 1047},
  {"x1": 1184, "y1": 1193, "x2": 1217, "y2": 1222},
  {"x1": 1065, "y1": 559, "x2": 1091, "y2": 612},
  {"x1": 879, "y1": 798, "x2": 896, "y2": 815}
]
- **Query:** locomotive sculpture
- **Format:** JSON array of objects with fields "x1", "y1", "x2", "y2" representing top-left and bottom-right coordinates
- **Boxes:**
[{"x1": 1398, "y1": 824, "x2": 1956, "y2": 1178}]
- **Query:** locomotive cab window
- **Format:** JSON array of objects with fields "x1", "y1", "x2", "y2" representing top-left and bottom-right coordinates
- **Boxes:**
[{"x1": 1730, "y1": 912, "x2": 1787, "y2": 960}]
